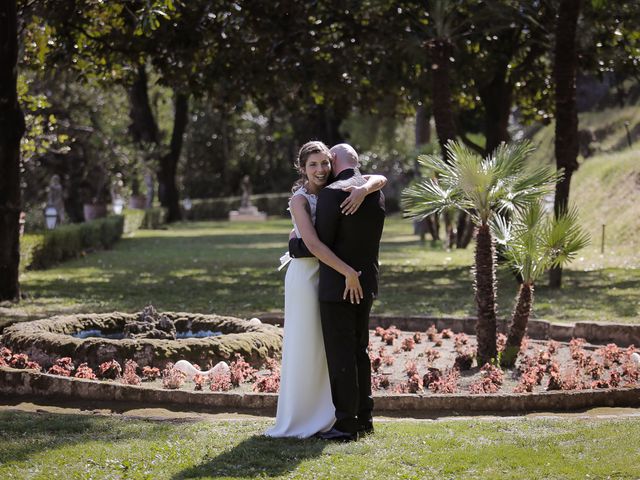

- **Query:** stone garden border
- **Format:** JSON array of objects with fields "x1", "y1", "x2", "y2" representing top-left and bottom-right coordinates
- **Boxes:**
[
  {"x1": 2, "y1": 315, "x2": 638, "y2": 415},
  {"x1": 258, "y1": 314, "x2": 640, "y2": 348},
  {"x1": 1, "y1": 367, "x2": 639, "y2": 415},
  {"x1": 1, "y1": 312, "x2": 282, "y2": 369}
]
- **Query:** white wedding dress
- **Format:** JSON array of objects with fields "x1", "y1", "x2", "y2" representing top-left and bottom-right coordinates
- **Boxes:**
[{"x1": 265, "y1": 187, "x2": 335, "y2": 438}]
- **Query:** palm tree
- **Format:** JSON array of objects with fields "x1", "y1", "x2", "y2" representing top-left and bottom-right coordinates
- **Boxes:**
[
  {"x1": 402, "y1": 140, "x2": 559, "y2": 365},
  {"x1": 493, "y1": 202, "x2": 590, "y2": 367}
]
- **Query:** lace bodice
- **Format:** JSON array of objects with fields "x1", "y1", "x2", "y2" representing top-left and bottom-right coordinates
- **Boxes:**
[{"x1": 290, "y1": 187, "x2": 317, "y2": 238}]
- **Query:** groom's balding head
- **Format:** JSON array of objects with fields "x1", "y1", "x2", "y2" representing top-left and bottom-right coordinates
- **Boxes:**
[{"x1": 330, "y1": 143, "x2": 359, "y2": 174}]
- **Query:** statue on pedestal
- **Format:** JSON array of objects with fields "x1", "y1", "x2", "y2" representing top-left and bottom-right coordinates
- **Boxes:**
[
  {"x1": 240, "y1": 175, "x2": 252, "y2": 209},
  {"x1": 229, "y1": 174, "x2": 267, "y2": 222},
  {"x1": 144, "y1": 167, "x2": 155, "y2": 209},
  {"x1": 47, "y1": 174, "x2": 66, "y2": 224}
]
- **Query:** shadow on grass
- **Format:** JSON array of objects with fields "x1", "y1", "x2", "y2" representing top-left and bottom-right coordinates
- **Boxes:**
[
  {"x1": 172, "y1": 435, "x2": 327, "y2": 479},
  {"x1": 0, "y1": 410, "x2": 172, "y2": 465}
]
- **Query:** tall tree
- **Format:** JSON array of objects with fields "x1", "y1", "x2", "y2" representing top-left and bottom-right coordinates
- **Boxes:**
[
  {"x1": 159, "y1": 91, "x2": 188, "y2": 221},
  {"x1": 0, "y1": 0, "x2": 25, "y2": 301},
  {"x1": 549, "y1": 0, "x2": 582, "y2": 288}
]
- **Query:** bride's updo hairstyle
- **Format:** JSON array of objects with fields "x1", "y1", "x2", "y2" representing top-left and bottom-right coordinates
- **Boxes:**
[{"x1": 291, "y1": 140, "x2": 331, "y2": 193}]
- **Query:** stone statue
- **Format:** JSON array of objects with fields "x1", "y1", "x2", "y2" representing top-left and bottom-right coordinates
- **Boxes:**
[
  {"x1": 229, "y1": 174, "x2": 266, "y2": 221},
  {"x1": 240, "y1": 175, "x2": 252, "y2": 209},
  {"x1": 144, "y1": 168, "x2": 155, "y2": 209},
  {"x1": 47, "y1": 174, "x2": 66, "y2": 224}
]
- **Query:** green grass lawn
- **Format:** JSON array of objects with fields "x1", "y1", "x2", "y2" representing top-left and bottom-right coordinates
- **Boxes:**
[
  {"x1": 1, "y1": 214, "x2": 639, "y2": 330},
  {"x1": 1, "y1": 411, "x2": 639, "y2": 479}
]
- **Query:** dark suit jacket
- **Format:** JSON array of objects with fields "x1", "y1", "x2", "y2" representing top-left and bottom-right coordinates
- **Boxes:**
[{"x1": 289, "y1": 168, "x2": 385, "y2": 302}]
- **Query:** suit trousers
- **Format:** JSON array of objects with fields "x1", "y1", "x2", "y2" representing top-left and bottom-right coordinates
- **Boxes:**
[{"x1": 319, "y1": 296, "x2": 374, "y2": 434}]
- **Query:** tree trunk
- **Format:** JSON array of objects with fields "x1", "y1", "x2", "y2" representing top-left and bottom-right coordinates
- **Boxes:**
[
  {"x1": 550, "y1": 0, "x2": 582, "y2": 289},
  {"x1": 414, "y1": 104, "x2": 439, "y2": 242},
  {"x1": 456, "y1": 211, "x2": 474, "y2": 248},
  {"x1": 479, "y1": 66, "x2": 513, "y2": 155},
  {"x1": 429, "y1": 39, "x2": 458, "y2": 247},
  {"x1": 415, "y1": 104, "x2": 431, "y2": 147},
  {"x1": 0, "y1": 0, "x2": 25, "y2": 302},
  {"x1": 501, "y1": 282, "x2": 534, "y2": 367},
  {"x1": 429, "y1": 39, "x2": 457, "y2": 160},
  {"x1": 294, "y1": 104, "x2": 345, "y2": 147},
  {"x1": 128, "y1": 64, "x2": 159, "y2": 144},
  {"x1": 159, "y1": 92, "x2": 188, "y2": 223},
  {"x1": 474, "y1": 223, "x2": 498, "y2": 365}
]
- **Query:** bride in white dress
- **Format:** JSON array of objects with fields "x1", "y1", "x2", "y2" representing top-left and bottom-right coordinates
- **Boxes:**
[{"x1": 266, "y1": 141, "x2": 386, "y2": 438}]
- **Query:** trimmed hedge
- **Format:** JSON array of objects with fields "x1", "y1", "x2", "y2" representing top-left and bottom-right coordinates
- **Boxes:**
[
  {"x1": 19, "y1": 208, "x2": 167, "y2": 272},
  {"x1": 187, "y1": 192, "x2": 290, "y2": 220},
  {"x1": 123, "y1": 207, "x2": 167, "y2": 234},
  {"x1": 21, "y1": 216, "x2": 124, "y2": 271}
]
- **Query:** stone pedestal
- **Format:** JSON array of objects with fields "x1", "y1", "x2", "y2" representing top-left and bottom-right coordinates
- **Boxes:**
[{"x1": 229, "y1": 206, "x2": 267, "y2": 221}]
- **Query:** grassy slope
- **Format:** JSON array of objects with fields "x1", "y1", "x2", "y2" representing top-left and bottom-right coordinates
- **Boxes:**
[
  {"x1": 1, "y1": 411, "x2": 639, "y2": 480},
  {"x1": 527, "y1": 102, "x2": 640, "y2": 253}
]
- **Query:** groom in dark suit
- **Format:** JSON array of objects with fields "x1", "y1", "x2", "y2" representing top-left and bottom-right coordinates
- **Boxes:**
[{"x1": 289, "y1": 143, "x2": 385, "y2": 441}]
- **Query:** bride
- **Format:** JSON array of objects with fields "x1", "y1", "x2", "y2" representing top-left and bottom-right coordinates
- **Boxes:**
[{"x1": 265, "y1": 141, "x2": 386, "y2": 438}]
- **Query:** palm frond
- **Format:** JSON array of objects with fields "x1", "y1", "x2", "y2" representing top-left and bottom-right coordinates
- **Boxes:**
[
  {"x1": 401, "y1": 178, "x2": 461, "y2": 219},
  {"x1": 544, "y1": 206, "x2": 591, "y2": 267},
  {"x1": 498, "y1": 166, "x2": 561, "y2": 214},
  {"x1": 490, "y1": 141, "x2": 536, "y2": 180}
]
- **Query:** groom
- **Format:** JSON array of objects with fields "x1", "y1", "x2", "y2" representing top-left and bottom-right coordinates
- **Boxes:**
[{"x1": 289, "y1": 143, "x2": 385, "y2": 441}]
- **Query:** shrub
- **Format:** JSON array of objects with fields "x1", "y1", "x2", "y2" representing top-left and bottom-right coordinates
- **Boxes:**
[
  {"x1": 98, "y1": 360, "x2": 122, "y2": 380},
  {"x1": 123, "y1": 207, "x2": 167, "y2": 233},
  {"x1": 253, "y1": 358, "x2": 280, "y2": 393},
  {"x1": 428, "y1": 368, "x2": 459, "y2": 394},
  {"x1": 469, "y1": 363, "x2": 504, "y2": 394},
  {"x1": 74, "y1": 363, "x2": 97, "y2": 380},
  {"x1": 44, "y1": 357, "x2": 74, "y2": 376},
  {"x1": 162, "y1": 363, "x2": 186, "y2": 389},
  {"x1": 9, "y1": 353, "x2": 29, "y2": 369},
  {"x1": 404, "y1": 360, "x2": 418, "y2": 377},
  {"x1": 371, "y1": 373, "x2": 390, "y2": 390},
  {"x1": 209, "y1": 370, "x2": 233, "y2": 391},
  {"x1": 229, "y1": 353, "x2": 258, "y2": 386},
  {"x1": 121, "y1": 360, "x2": 141, "y2": 386},
  {"x1": 24, "y1": 215, "x2": 124, "y2": 270},
  {"x1": 142, "y1": 366, "x2": 161, "y2": 381},
  {"x1": 424, "y1": 348, "x2": 441, "y2": 363},
  {"x1": 401, "y1": 337, "x2": 415, "y2": 352}
]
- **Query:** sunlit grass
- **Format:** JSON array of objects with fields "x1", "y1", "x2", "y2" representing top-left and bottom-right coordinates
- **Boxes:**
[{"x1": 0, "y1": 411, "x2": 639, "y2": 480}]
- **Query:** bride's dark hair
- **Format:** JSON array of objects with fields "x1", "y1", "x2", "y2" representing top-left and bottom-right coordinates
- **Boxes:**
[{"x1": 291, "y1": 141, "x2": 332, "y2": 193}]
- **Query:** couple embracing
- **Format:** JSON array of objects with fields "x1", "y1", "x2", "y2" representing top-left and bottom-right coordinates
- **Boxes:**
[{"x1": 266, "y1": 141, "x2": 386, "y2": 442}]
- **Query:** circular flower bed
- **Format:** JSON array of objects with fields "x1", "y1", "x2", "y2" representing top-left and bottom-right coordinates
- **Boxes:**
[{"x1": 0, "y1": 311, "x2": 282, "y2": 370}]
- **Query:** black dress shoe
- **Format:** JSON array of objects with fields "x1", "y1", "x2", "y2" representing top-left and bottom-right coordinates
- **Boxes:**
[
  {"x1": 357, "y1": 423, "x2": 374, "y2": 435},
  {"x1": 317, "y1": 427, "x2": 358, "y2": 442}
]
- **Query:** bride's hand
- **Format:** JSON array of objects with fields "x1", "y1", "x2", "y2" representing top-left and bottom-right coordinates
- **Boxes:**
[
  {"x1": 340, "y1": 185, "x2": 367, "y2": 215},
  {"x1": 343, "y1": 269, "x2": 363, "y2": 304}
]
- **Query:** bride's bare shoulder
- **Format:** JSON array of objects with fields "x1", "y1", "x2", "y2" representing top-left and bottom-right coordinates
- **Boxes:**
[{"x1": 290, "y1": 193, "x2": 311, "y2": 213}]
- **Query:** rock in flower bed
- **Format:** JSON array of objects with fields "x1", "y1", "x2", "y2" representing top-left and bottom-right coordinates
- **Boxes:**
[{"x1": 2, "y1": 324, "x2": 639, "y2": 396}]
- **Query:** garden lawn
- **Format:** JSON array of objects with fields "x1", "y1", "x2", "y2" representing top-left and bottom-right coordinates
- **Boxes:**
[
  {"x1": 0, "y1": 411, "x2": 639, "y2": 479},
  {"x1": 1, "y1": 214, "x2": 639, "y2": 331}
]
